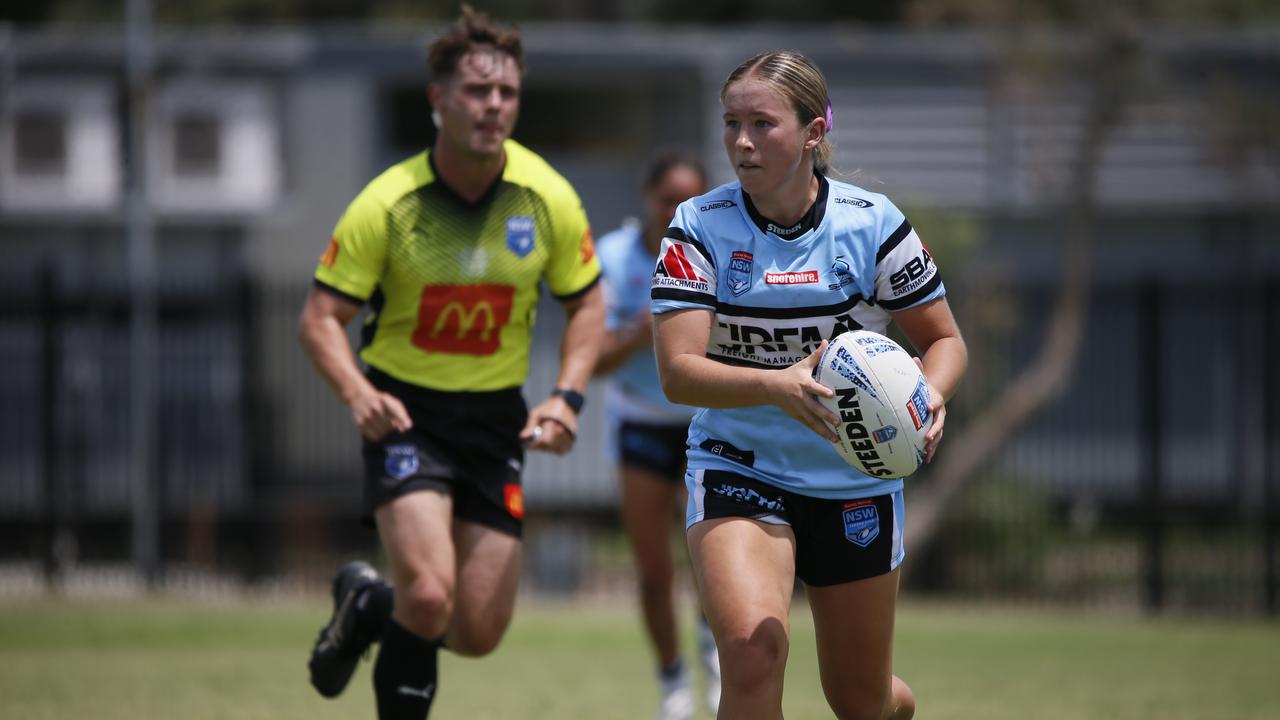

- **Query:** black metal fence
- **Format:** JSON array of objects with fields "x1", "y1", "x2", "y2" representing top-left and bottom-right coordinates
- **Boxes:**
[{"x1": 1, "y1": 262, "x2": 1276, "y2": 613}]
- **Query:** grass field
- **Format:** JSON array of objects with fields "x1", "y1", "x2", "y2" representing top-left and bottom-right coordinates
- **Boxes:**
[{"x1": 0, "y1": 594, "x2": 1277, "y2": 719}]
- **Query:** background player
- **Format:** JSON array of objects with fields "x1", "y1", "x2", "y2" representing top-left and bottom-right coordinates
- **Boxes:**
[
  {"x1": 594, "y1": 152, "x2": 719, "y2": 719},
  {"x1": 652, "y1": 51, "x2": 967, "y2": 719},
  {"x1": 297, "y1": 7, "x2": 604, "y2": 718}
]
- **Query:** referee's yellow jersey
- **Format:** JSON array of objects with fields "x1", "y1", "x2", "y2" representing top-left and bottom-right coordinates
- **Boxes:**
[{"x1": 314, "y1": 140, "x2": 601, "y2": 392}]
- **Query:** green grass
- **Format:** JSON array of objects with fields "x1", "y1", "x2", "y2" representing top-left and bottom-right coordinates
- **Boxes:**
[{"x1": 0, "y1": 595, "x2": 1277, "y2": 719}]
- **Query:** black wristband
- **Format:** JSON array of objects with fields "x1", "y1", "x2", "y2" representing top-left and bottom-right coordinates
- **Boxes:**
[{"x1": 550, "y1": 387, "x2": 585, "y2": 414}]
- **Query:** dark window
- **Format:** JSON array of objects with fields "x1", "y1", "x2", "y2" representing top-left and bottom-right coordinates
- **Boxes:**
[
  {"x1": 15, "y1": 109, "x2": 67, "y2": 175},
  {"x1": 174, "y1": 111, "x2": 221, "y2": 177}
]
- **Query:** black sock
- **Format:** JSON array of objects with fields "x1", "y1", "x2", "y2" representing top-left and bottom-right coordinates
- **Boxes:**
[
  {"x1": 355, "y1": 581, "x2": 393, "y2": 638},
  {"x1": 660, "y1": 658, "x2": 685, "y2": 681},
  {"x1": 374, "y1": 620, "x2": 441, "y2": 720}
]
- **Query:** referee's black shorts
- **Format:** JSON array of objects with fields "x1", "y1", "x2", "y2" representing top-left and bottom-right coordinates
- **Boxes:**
[{"x1": 361, "y1": 367, "x2": 528, "y2": 537}]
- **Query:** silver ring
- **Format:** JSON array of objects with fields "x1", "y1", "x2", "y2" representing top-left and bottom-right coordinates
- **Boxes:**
[{"x1": 531, "y1": 425, "x2": 544, "y2": 442}]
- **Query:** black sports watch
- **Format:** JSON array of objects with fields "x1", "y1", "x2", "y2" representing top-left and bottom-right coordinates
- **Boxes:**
[{"x1": 550, "y1": 387, "x2": 585, "y2": 415}]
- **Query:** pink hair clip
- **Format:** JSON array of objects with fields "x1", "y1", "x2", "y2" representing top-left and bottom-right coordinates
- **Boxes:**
[{"x1": 824, "y1": 101, "x2": 835, "y2": 132}]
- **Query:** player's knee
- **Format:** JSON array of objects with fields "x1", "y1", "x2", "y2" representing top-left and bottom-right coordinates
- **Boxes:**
[
  {"x1": 396, "y1": 576, "x2": 453, "y2": 634},
  {"x1": 717, "y1": 622, "x2": 788, "y2": 690}
]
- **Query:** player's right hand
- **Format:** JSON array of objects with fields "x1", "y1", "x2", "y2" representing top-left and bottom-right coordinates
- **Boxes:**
[
  {"x1": 350, "y1": 390, "x2": 413, "y2": 441},
  {"x1": 768, "y1": 341, "x2": 839, "y2": 443}
]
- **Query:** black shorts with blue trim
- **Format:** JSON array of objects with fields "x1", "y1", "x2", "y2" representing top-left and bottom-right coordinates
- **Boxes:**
[
  {"x1": 687, "y1": 469, "x2": 905, "y2": 587},
  {"x1": 361, "y1": 367, "x2": 527, "y2": 537},
  {"x1": 617, "y1": 421, "x2": 689, "y2": 481}
]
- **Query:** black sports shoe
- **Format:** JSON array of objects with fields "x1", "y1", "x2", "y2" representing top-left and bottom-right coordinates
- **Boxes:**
[{"x1": 308, "y1": 560, "x2": 382, "y2": 698}]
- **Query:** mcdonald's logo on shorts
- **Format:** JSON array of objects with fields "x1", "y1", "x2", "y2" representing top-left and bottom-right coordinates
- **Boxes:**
[{"x1": 412, "y1": 284, "x2": 515, "y2": 355}]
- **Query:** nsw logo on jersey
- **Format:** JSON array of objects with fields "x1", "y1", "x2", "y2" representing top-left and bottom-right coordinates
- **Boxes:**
[
  {"x1": 506, "y1": 216, "x2": 535, "y2": 257},
  {"x1": 654, "y1": 243, "x2": 710, "y2": 293},
  {"x1": 727, "y1": 250, "x2": 753, "y2": 296}
]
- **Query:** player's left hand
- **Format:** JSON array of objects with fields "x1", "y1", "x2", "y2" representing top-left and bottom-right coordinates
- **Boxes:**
[
  {"x1": 520, "y1": 396, "x2": 578, "y2": 455},
  {"x1": 913, "y1": 357, "x2": 946, "y2": 463}
]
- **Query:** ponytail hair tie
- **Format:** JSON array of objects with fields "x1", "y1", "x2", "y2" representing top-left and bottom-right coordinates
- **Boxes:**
[{"x1": 824, "y1": 101, "x2": 835, "y2": 133}]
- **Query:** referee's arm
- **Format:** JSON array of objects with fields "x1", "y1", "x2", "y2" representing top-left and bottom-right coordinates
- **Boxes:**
[
  {"x1": 555, "y1": 282, "x2": 605, "y2": 394},
  {"x1": 298, "y1": 286, "x2": 412, "y2": 441},
  {"x1": 519, "y1": 283, "x2": 605, "y2": 453}
]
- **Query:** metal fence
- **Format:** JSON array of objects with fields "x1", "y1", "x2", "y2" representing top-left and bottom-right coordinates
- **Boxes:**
[{"x1": 1, "y1": 252, "x2": 1275, "y2": 612}]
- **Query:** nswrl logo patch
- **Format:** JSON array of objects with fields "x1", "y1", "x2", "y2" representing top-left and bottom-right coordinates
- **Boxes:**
[
  {"x1": 842, "y1": 499, "x2": 879, "y2": 547},
  {"x1": 506, "y1": 216, "x2": 536, "y2": 257},
  {"x1": 385, "y1": 444, "x2": 420, "y2": 481}
]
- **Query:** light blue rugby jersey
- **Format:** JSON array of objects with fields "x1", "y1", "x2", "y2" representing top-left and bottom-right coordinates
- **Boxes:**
[
  {"x1": 650, "y1": 174, "x2": 945, "y2": 499},
  {"x1": 597, "y1": 221, "x2": 696, "y2": 426}
]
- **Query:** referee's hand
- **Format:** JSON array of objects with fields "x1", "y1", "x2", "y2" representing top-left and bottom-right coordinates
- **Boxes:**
[
  {"x1": 350, "y1": 389, "x2": 413, "y2": 441},
  {"x1": 520, "y1": 396, "x2": 578, "y2": 455}
]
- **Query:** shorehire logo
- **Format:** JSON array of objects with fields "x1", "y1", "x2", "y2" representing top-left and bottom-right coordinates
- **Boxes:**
[{"x1": 764, "y1": 270, "x2": 819, "y2": 285}]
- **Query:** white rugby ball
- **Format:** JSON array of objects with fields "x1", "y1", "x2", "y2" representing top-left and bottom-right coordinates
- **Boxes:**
[{"x1": 812, "y1": 330, "x2": 932, "y2": 479}]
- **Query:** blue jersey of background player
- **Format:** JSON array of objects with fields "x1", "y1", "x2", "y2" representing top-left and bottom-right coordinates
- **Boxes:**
[
  {"x1": 652, "y1": 174, "x2": 944, "y2": 503},
  {"x1": 597, "y1": 219, "x2": 696, "y2": 428},
  {"x1": 594, "y1": 153, "x2": 721, "y2": 720}
]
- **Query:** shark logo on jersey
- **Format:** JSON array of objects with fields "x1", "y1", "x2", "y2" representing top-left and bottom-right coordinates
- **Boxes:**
[
  {"x1": 828, "y1": 255, "x2": 854, "y2": 290},
  {"x1": 727, "y1": 250, "x2": 753, "y2": 296},
  {"x1": 384, "y1": 444, "x2": 420, "y2": 481},
  {"x1": 505, "y1": 216, "x2": 536, "y2": 258}
]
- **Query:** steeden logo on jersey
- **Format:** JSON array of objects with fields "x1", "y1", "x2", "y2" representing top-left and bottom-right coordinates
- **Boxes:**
[{"x1": 764, "y1": 270, "x2": 819, "y2": 285}]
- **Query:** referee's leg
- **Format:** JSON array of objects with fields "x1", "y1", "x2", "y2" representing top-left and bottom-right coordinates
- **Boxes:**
[
  {"x1": 374, "y1": 490, "x2": 456, "y2": 719},
  {"x1": 446, "y1": 518, "x2": 522, "y2": 656}
]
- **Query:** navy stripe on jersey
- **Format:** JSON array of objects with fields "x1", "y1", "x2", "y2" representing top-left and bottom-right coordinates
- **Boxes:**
[
  {"x1": 665, "y1": 227, "x2": 716, "y2": 269},
  {"x1": 314, "y1": 278, "x2": 368, "y2": 305},
  {"x1": 552, "y1": 271, "x2": 602, "y2": 302},
  {"x1": 880, "y1": 271, "x2": 942, "y2": 311},
  {"x1": 716, "y1": 293, "x2": 868, "y2": 320},
  {"x1": 652, "y1": 287, "x2": 717, "y2": 306},
  {"x1": 875, "y1": 219, "x2": 914, "y2": 264}
]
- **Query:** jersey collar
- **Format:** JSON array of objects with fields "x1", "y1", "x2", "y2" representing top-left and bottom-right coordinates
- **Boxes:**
[
  {"x1": 426, "y1": 148, "x2": 506, "y2": 208},
  {"x1": 742, "y1": 171, "x2": 829, "y2": 241}
]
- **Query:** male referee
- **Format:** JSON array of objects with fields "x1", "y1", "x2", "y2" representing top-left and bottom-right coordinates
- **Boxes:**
[{"x1": 297, "y1": 7, "x2": 604, "y2": 718}]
